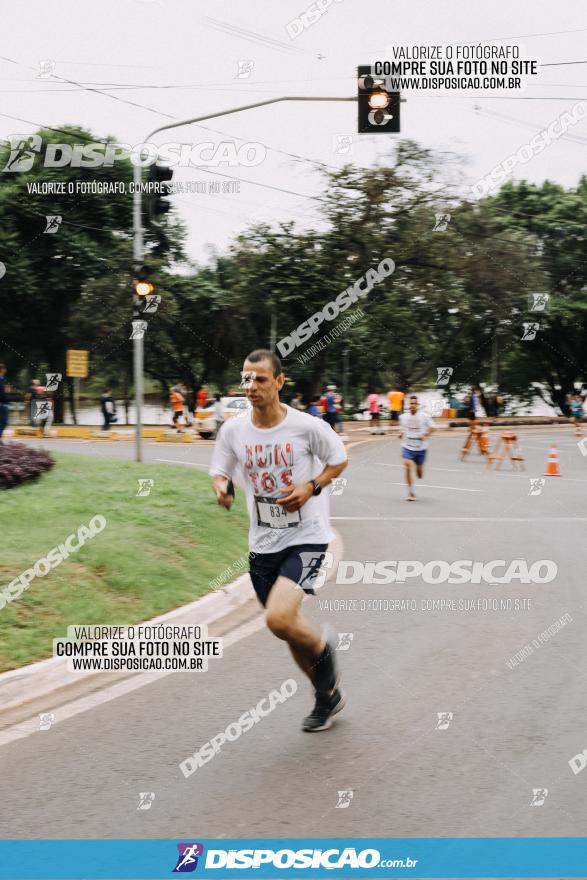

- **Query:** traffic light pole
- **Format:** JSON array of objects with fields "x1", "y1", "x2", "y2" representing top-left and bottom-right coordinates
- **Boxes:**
[
  {"x1": 132, "y1": 96, "x2": 355, "y2": 461},
  {"x1": 132, "y1": 161, "x2": 144, "y2": 462}
]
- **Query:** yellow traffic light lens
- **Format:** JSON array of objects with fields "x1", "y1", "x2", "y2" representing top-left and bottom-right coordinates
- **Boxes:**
[
  {"x1": 135, "y1": 281, "x2": 154, "y2": 297},
  {"x1": 368, "y1": 89, "x2": 390, "y2": 110}
]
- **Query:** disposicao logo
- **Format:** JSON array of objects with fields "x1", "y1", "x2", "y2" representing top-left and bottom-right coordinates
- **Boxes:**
[{"x1": 173, "y1": 843, "x2": 204, "y2": 872}]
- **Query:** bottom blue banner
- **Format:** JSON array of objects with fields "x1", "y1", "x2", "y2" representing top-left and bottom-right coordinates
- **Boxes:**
[{"x1": 1, "y1": 838, "x2": 587, "y2": 879}]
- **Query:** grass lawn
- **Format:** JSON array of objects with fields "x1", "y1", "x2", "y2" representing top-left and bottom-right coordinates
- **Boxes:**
[{"x1": 0, "y1": 453, "x2": 250, "y2": 672}]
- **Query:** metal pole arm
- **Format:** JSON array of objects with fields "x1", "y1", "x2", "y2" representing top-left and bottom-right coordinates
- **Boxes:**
[{"x1": 144, "y1": 96, "x2": 356, "y2": 142}]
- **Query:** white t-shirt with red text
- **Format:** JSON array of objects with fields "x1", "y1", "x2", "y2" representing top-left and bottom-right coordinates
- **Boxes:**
[
  {"x1": 399, "y1": 411, "x2": 433, "y2": 451},
  {"x1": 210, "y1": 405, "x2": 347, "y2": 554}
]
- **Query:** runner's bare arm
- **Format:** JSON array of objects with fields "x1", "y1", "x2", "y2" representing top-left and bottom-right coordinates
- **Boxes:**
[{"x1": 212, "y1": 474, "x2": 234, "y2": 509}]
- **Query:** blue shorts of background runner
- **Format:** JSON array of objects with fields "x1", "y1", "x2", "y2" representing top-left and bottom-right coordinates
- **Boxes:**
[{"x1": 402, "y1": 447, "x2": 427, "y2": 465}]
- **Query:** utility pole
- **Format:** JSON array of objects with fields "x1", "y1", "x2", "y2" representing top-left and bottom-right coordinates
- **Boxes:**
[
  {"x1": 342, "y1": 348, "x2": 350, "y2": 409},
  {"x1": 490, "y1": 328, "x2": 499, "y2": 386},
  {"x1": 132, "y1": 160, "x2": 144, "y2": 462}
]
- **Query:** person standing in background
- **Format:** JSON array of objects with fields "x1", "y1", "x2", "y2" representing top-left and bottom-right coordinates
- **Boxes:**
[
  {"x1": 100, "y1": 388, "x2": 117, "y2": 432},
  {"x1": 25, "y1": 379, "x2": 40, "y2": 426},
  {"x1": 367, "y1": 389, "x2": 382, "y2": 435},
  {"x1": 291, "y1": 392, "x2": 304, "y2": 411},
  {"x1": 334, "y1": 391, "x2": 344, "y2": 435},
  {"x1": 472, "y1": 387, "x2": 484, "y2": 418},
  {"x1": 35, "y1": 386, "x2": 54, "y2": 437},
  {"x1": 0, "y1": 364, "x2": 10, "y2": 442},
  {"x1": 182, "y1": 383, "x2": 193, "y2": 427},
  {"x1": 463, "y1": 389, "x2": 475, "y2": 422},
  {"x1": 307, "y1": 398, "x2": 321, "y2": 417},
  {"x1": 196, "y1": 385, "x2": 208, "y2": 410},
  {"x1": 213, "y1": 392, "x2": 225, "y2": 437},
  {"x1": 387, "y1": 386, "x2": 405, "y2": 425},
  {"x1": 323, "y1": 385, "x2": 338, "y2": 431},
  {"x1": 169, "y1": 383, "x2": 185, "y2": 432}
]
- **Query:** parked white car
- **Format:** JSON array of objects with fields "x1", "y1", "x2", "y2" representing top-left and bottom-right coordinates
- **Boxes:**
[{"x1": 194, "y1": 396, "x2": 251, "y2": 439}]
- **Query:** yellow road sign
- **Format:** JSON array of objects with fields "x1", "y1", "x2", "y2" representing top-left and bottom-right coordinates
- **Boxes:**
[{"x1": 66, "y1": 349, "x2": 89, "y2": 378}]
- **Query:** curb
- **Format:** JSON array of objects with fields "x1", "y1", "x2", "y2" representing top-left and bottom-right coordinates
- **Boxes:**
[
  {"x1": 0, "y1": 531, "x2": 344, "y2": 729},
  {"x1": 0, "y1": 573, "x2": 255, "y2": 723}
]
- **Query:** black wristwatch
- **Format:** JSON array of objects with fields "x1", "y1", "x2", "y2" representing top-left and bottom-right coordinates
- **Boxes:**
[{"x1": 310, "y1": 479, "x2": 322, "y2": 496}]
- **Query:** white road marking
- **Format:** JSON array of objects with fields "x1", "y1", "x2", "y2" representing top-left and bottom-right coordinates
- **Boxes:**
[
  {"x1": 376, "y1": 461, "x2": 467, "y2": 475},
  {"x1": 384, "y1": 480, "x2": 483, "y2": 493},
  {"x1": 332, "y1": 516, "x2": 587, "y2": 521},
  {"x1": 155, "y1": 458, "x2": 209, "y2": 469},
  {"x1": 375, "y1": 460, "x2": 587, "y2": 483}
]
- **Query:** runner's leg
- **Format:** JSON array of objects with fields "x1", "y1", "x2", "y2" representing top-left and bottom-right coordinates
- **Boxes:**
[
  {"x1": 265, "y1": 576, "x2": 325, "y2": 683},
  {"x1": 405, "y1": 458, "x2": 413, "y2": 490}
]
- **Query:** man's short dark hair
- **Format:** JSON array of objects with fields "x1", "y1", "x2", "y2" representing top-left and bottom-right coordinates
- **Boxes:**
[
  {"x1": 245, "y1": 349, "x2": 282, "y2": 377},
  {"x1": 410, "y1": 394, "x2": 418, "y2": 401},
  {"x1": 0, "y1": 364, "x2": 6, "y2": 372}
]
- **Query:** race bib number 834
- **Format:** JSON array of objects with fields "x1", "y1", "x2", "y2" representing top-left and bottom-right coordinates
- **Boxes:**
[{"x1": 255, "y1": 496, "x2": 301, "y2": 529}]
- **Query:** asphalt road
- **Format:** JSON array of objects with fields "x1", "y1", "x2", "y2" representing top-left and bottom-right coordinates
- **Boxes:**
[{"x1": 1, "y1": 427, "x2": 587, "y2": 841}]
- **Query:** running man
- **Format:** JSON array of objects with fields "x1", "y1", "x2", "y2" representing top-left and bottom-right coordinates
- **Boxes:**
[
  {"x1": 210, "y1": 349, "x2": 348, "y2": 732},
  {"x1": 570, "y1": 391, "x2": 584, "y2": 425},
  {"x1": 399, "y1": 394, "x2": 435, "y2": 501}
]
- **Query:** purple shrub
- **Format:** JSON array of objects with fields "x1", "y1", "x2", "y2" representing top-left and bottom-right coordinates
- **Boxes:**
[{"x1": 0, "y1": 443, "x2": 55, "y2": 488}]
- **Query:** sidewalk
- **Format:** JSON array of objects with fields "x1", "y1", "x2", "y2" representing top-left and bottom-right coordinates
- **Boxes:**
[{"x1": 0, "y1": 532, "x2": 344, "y2": 734}]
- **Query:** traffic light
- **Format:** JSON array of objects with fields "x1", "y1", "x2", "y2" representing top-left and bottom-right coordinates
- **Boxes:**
[
  {"x1": 132, "y1": 266, "x2": 155, "y2": 319},
  {"x1": 148, "y1": 163, "x2": 173, "y2": 220},
  {"x1": 133, "y1": 266, "x2": 153, "y2": 296},
  {"x1": 357, "y1": 66, "x2": 400, "y2": 133}
]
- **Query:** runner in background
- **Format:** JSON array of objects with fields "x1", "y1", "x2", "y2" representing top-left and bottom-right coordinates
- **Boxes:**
[
  {"x1": 399, "y1": 394, "x2": 435, "y2": 501},
  {"x1": 570, "y1": 391, "x2": 584, "y2": 426}
]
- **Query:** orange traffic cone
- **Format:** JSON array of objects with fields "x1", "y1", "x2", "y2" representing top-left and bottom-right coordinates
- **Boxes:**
[
  {"x1": 544, "y1": 444, "x2": 561, "y2": 477},
  {"x1": 575, "y1": 422, "x2": 583, "y2": 439}
]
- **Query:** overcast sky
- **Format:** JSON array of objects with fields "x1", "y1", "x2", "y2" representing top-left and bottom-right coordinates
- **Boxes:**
[{"x1": 2, "y1": 0, "x2": 586, "y2": 262}]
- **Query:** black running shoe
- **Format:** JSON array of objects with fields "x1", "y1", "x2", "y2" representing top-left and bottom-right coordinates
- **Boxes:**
[
  {"x1": 302, "y1": 688, "x2": 346, "y2": 732},
  {"x1": 312, "y1": 629, "x2": 339, "y2": 694}
]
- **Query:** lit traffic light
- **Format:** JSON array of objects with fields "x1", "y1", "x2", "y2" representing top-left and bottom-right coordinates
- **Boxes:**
[
  {"x1": 132, "y1": 266, "x2": 156, "y2": 319},
  {"x1": 135, "y1": 280, "x2": 154, "y2": 297},
  {"x1": 357, "y1": 66, "x2": 400, "y2": 133}
]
